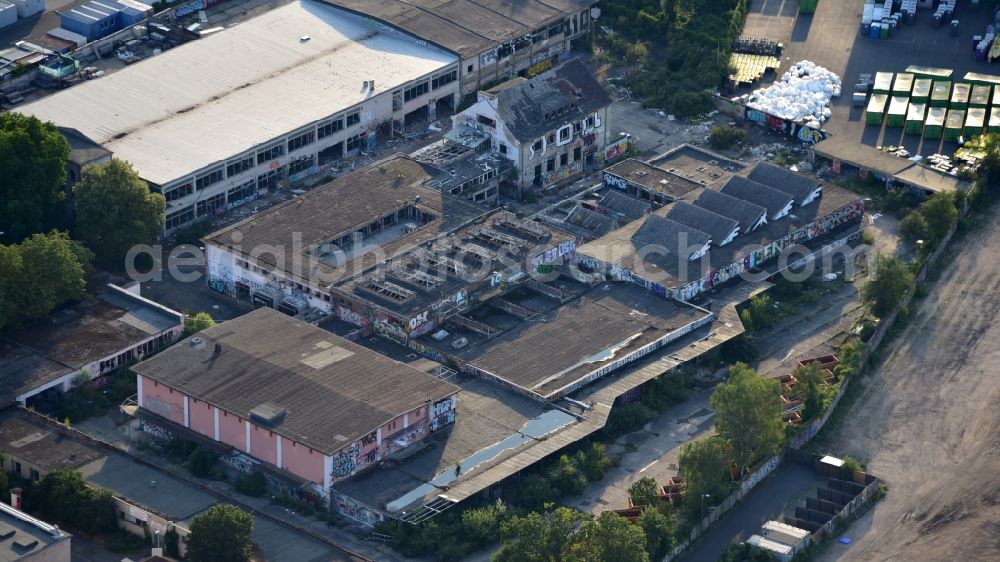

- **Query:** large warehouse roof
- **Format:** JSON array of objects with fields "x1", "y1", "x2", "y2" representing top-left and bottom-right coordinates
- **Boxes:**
[
  {"x1": 19, "y1": 0, "x2": 456, "y2": 186},
  {"x1": 133, "y1": 308, "x2": 459, "y2": 455},
  {"x1": 318, "y1": 0, "x2": 592, "y2": 58}
]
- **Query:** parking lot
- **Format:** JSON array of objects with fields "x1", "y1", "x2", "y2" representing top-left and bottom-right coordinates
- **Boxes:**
[{"x1": 746, "y1": 0, "x2": 1000, "y2": 157}]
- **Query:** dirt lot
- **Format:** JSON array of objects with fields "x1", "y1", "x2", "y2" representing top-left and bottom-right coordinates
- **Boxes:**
[{"x1": 816, "y1": 212, "x2": 1000, "y2": 561}]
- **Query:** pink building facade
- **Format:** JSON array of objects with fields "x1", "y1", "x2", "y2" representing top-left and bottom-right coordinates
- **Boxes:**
[{"x1": 137, "y1": 375, "x2": 457, "y2": 499}]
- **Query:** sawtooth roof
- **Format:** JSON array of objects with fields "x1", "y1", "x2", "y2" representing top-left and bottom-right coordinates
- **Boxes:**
[
  {"x1": 720, "y1": 175, "x2": 794, "y2": 217},
  {"x1": 747, "y1": 162, "x2": 821, "y2": 203},
  {"x1": 665, "y1": 201, "x2": 739, "y2": 246},
  {"x1": 692, "y1": 188, "x2": 767, "y2": 233}
]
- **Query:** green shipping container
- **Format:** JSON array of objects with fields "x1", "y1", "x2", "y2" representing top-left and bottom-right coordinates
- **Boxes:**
[
  {"x1": 799, "y1": 0, "x2": 818, "y2": 14},
  {"x1": 993, "y1": 85, "x2": 1000, "y2": 107},
  {"x1": 925, "y1": 107, "x2": 946, "y2": 139},
  {"x1": 970, "y1": 85, "x2": 991, "y2": 107},
  {"x1": 965, "y1": 107, "x2": 986, "y2": 137},
  {"x1": 873, "y1": 72, "x2": 894, "y2": 94},
  {"x1": 906, "y1": 102, "x2": 926, "y2": 135},
  {"x1": 892, "y1": 73, "x2": 914, "y2": 96},
  {"x1": 912, "y1": 78, "x2": 932, "y2": 103},
  {"x1": 989, "y1": 107, "x2": 1000, "y2": 133},
  {"x1": 962, "y1": 71, "x2": 1000, "y2": 87},
  {"x1": 951, "y1": 83, "x2": 971, "y2": 109},
  {"x1": 866, "y1": 94, "x2": 889, "y2": 125},
  {"x1": 945, "y1": 110, "x2": 965, "y2": 141},
  {"x1": 905, "y1": 66, "x2": 953, "y2": 80},
  {"x1": 930, "y1": 81, "x2": 951, "y2": 107},
  {"x1": 887, "y1": 96, "x2": 909, "y2": 128}
]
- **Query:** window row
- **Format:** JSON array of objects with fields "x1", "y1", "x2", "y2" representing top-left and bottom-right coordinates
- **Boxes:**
[
  {"x1": 403, "y1": 81, "x2": 429, "y2": 102},
  {"x1": 195, "y1": 168, "x2": 224, "y2": 191},
  {"x1": 432, "y1": 70, "x2": 457, "y2": 90}
]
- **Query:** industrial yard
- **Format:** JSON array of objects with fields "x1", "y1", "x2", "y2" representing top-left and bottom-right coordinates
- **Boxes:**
[{"x1": 811, "y1": 209, "x2": 1000, "y2": 561}]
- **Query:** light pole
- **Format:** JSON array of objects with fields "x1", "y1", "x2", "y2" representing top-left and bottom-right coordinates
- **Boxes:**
[{"x1": 700, "y1": 493, "x2": 711, "y2": 533}]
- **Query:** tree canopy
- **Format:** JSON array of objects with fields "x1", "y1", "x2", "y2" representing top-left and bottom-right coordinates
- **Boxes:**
[
  {"x1": 0, "y1": 113, "x2": 71, "y2": 244},
  {"x1": 861, "y1": 253, "x2": 914, "y2": 318},
  {"x1": 185, "y1": 504, "x2": 254, "y2": 562},
  {"x1": 716, "y1": 543, "x2": 779, "y2": 562},
  {"x1": 0, "y1": 231, "x2": 92, "y2": 331},
  {"x1": 184, "y1": 312, "x2": 216, "y2": 335},
  {"x1": 494, "y1": 508, "x2": 588, "y2": 562},
  {"x1": 27, "y1": 470, "x2": 116, "y2": 536},
  {"x1": 563, "y1": 511, "x2": 649, "y2": 562},
  {"x1": 710, "y1": 362, "x2": 784, "y2": 475},
  {"x1": 74, "y1": 159, "x2": 165, "y2": 269},
  {"x1": 678, "y1": 436, "x2": 732, "y2": 514},
  {"x1": 918, "y1": 192, "x2": 958, "y2": 243}
]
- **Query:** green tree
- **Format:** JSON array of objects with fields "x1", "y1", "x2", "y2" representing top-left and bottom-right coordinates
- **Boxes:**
[
  {"x1": 517, "y1": 474, "x2": 555, "y2": 512},
  {"x1": 185, "y1": 504, "x2": 254, "y2": 562},
  {"x1": 184, "y1": 312, "x2": 216, "y2": 335},
  {"x1": 74, "y1": 159, "x2": 165, "y2": 269},
  {"x1": 918, "y1": 192, "x2": 958, "y2": 243},
  {"x1": 711, "y1": 363, "x2": 784, "y2": 475},
  {"x1": 900, "y1": 211, "x2": 929, "y2": 243},
  {"x1": 493, "y1": 508, "x2": 588, "y2": 562},
  {"x1": 575, "y1": 442, "x2": 613, "y2": 481},
  {"x1": 548, "y1": 454, "x2": 588, "y2": 497},
  {"x1": 628, "y1": 477, "x2": 661, "y2": 508},
  {"x1": 793, "y1": 361, "x2": 826, "y2": 421},
  {"x1": 0, "y1": 231, "x2": 92, "y2": 330},
  {"x1": 678, "y1": 437, "x2": 731, "y2": 514},
  {"x1": 563, "y1": 511, "x2": 649, "y2": 562},
  {"x1": 187, "y1": 446, "x2": 219, "y2": 478},
  {"x1": 861, "y1": 253, "x2": 914, "y2": 318},
  {"x1": 833, "y1": 339, "x2": 864, "y2": 379},
  {"x1": 637, "y1": 507, "x2": 677, "y2": 560},
  {"x1": 0, "y1": 113, "x2": 71, "y2": 243},
  {"x1": 31, "y1": 470, "x2": 116, "y2": 535},
  {"x1": 461, "y1": 500, "x2": 509, "y2": 549}
]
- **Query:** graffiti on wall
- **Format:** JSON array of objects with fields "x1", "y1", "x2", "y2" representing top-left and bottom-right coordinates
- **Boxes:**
[
  {"x1": 745, "y1": 106, "x2": 830, "y2": 143},
  {"x1": 382, "y1": 422, "x2": 426, "y2": 457},
  {"x1": 331, "y1": 491, "x2": 384, "y2": 526},
  {"x1": 430, "y1": 396, "x2": 457, "y2": 431},
  {"x1": 337, "y1": 306, "x2": 363, "y2": 326},
  {"x1": 143, "y1": 397, "x2": 176, "y2": 420},
  {"x1": 599, "y1": 136, "x2": 631, "y2": 162},
  {"x1": 331, "y1": 442, "x2": 360, "y2": 479},
  {"x1": 603, "y1": 172, "x2": 629, "y2": 191},
  {"x1": 530, "y1": 239, "x2": 576, "y2": 271},
  {"x1": 139, "y1": 419, "x2": 171, "y2": 442},
  {"x1": 223, "y1": 452, "x2": 259, "y2": 474}
]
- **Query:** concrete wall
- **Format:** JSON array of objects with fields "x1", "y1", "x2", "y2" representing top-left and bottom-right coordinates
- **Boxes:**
[{"x1": 112, "y1": 496, "x2": 189, "y2": 558}]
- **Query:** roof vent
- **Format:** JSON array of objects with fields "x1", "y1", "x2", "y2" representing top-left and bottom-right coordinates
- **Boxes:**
[
  {"x1": 250, "y1": 403, "x2": 287, "y2": 426},
  {"x1": 190, "y1": 337, "x2": 205, "y2": 350},
  {"x1": 299, "y1": 35, "x2": 310, "y2": 42}
]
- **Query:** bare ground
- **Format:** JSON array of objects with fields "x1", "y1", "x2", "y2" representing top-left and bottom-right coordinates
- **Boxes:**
[{"x1": 818, "y1": 212, "x2": 1000, "y2": 561}]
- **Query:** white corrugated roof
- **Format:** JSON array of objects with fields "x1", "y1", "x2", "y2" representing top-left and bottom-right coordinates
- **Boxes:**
[{"x1": 19, "y1": 0, "x2": 455, "y2": 185}]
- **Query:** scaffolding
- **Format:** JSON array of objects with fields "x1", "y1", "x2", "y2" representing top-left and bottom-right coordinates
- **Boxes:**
[
  {"x1": 358, "y1": 278, "x2": 416, "y2": 303},
  {"x1": 492, "y1": 211, "x2": 549, "y2": 241}
]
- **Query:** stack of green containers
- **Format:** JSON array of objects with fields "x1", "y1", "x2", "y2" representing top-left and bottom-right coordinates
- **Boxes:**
[
  {"x1": 906, "y1": 102, "x2": 926, "y2": 135},
  {"x1": 887, "y1": 96, "x2": 909, "y2": 128},
  {"x1": 988, "y1": 107, "x2": 1000, "y2": 133},
  {"x1": 930, "y1": 81, "x2": 951, "y2": 107},
  {"x1": 892, "y1": 73, "x2": 914, "y2": 96},
  {"x1": 925, "y1": 107, "x2": 946, "y2": 139},
  {"x1": 945, "y1": 110, "x2": 966, "y2": 141},
  {"x1": 873, "y1": 72, "x2": 894, "y2": 95},
  {"x1": 912, "y1": 78, "x2": 932, "y2": 104},
  {"x1": 905, "y1": 66, "x2": 953, "y2": 81},
  {"x1": 951, "y1": 83, "x2": 971, "y2": 109},
  {"x1": 799, "y1": 0, "x2": 818, "y2": 14},
  {"x1": 970, "y1": 85, "x2": 991, "y2": 108},
  {"x1": 965, "y1": 107, "x2": 986, "y2": 137},
  {"x1": 866, "y1": 94, "x2": 889, "y2": 125}
]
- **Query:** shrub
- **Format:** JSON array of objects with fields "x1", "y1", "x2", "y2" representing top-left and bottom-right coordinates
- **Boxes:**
[
  {"x1": 234, "y1": 472, "x2": 267, "y2": 497},
  {"x1": 188, "y1": 446, "x2": 221, "y2": 479},
  {"x1": 708, "y1": 125, "x2": 748, "y2": 150},
  {"x1": 548, "y1": 455, "x2": 588, "y2": 497},
  {"x1": 575, "y1": 442, "x2": 613, "y2": 481},
  {"x1": 460, "y1": 500, "x2": 508, "y2": 548},
  {"x1": 104, "y1": 530, "x2": 146, "y2": 554},
  {"x1": 518, "y1": 474, "x2": 555, "y2": 512}
]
